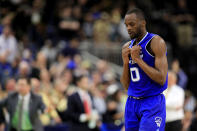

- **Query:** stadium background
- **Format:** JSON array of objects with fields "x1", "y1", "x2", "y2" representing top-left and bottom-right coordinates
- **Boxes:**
[{"x1": 0, "y1": 0, "x2": 197, "y2": 130}]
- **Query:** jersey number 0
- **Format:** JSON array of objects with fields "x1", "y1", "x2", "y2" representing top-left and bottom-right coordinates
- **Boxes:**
[{"x1": 130, "y1": 67, "x2": 140, "y2": 82}]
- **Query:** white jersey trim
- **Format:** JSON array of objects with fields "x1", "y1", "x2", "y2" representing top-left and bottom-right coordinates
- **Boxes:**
[
  {"x1": 145, "y1": 35, "x2": 156, "y2": 57},
  {"x1": 137, "y1": 32, "x2": 148, "y2": 45}
]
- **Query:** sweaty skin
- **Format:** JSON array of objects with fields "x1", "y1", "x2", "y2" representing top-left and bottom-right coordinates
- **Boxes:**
[
  {"x1": 120, "y1": 13, "x2": 168, "y2": 90},
  {"x1": 121, "y1": 42, "x2": 131, "y2": 90}
]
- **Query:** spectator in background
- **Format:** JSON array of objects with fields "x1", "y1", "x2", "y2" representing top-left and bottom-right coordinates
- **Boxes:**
[
  {"x1": 0, "y1": 78, "x2": 16, "y2": 100},
  {"x1": 93, "y1": 12, "x2": 111, "y2": 44},
  {"x1": 0, "y1": 26, "x2": 18, "y2": 64},
  {"x1": 49, "y1": 53, "x2": 70, "y2": 79},
  {"x1": 5, "y1": 78, "x2": 16, "y2": 94},
  {"x1": 41, "y1": 39, "x2": 58, "y2": 64},
  {"x1": 30, "y1": 51, "x2": 48, "y2": 79},
  {"x1": 182, "y1": 90, "x2": 196, "y2": 131},
  {"x1": 18, "y1": 34, "x2": 37, "y2": 62},
  {"x1": 66, "y1": 75, "x2": 99, "y2": 131},
  {"x1": 110, "y1": 7, "x2": 121, "y2": 42},
  {"x1": 173, "y1": 0, "x2": 194, "y2": 47},
  {"x1": 171, "y1": 59, "x2": 188, "y2": 89},
  {"x1": 0, "y1": 53, "x2": 13, "y2": 88},
  {"x1": 0, "y1": 77, "x2": 46, "y2": 131},
  {"x1": 164, "y1": 71, "x2": 185, "y2": 131},
  {"x1": 31, "y1": 0, "x2": 45, "y2": 25},
  {"x1": 62, "y1": 38, "x2": 80, "y2": 58},
  {"x1": 30, "y1": 78, "x2": 61, "y2": 126},
  {"x1": 82, "y1": 13, "x2": 94, "y2": 39},
  {"x1": 0, "y1": 13, "x2": 15, "y2": 33},
  {"x1": 52, "y1": 79, "x2": 69, "y2": 122},
  {"x1": 31, "y1": 78, "x2": 41, "y2": 94},
  {"x1": 73, "y1": 54, "x2": 91, "y2": 77},
  {"x1": 39, "y1": 79, "x2": 62, "y2": 126},
  {"x1": 16, "y1": 61, "x2": 31, "y2": 79},
  {"x1": 101, "y1": 88, "x2": 125, "y2": 131},
  {"x1": 35, "y1": 51, "x2": 48, "y2": 70},
  {"x1": 40, "y1": 69, "x2": 53, "y2": 91},
  {"x1": 57, "y1": 6, "x2": 80, "y2": 40},
  {"x1": 96, "y1": 60, "x2": 115, "y2": 82},
  {"x1": 118, "y1": 19, "x2": 130, "y2": 41},
  {"x1": 60, "y1": 69, "x2": 76, "y2": 96},
  {"x1": 89, "y1": 71, "x2": 107, "y2": 116}
]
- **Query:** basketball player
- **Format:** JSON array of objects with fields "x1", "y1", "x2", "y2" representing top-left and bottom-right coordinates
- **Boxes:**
[{"x1": 121, "y1": 8, "x2": 168, "y2": 131}]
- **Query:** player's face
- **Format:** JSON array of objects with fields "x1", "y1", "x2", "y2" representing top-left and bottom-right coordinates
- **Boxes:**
[{"x1": 124, "y1": 13, "x2": 142, "y2": 39}]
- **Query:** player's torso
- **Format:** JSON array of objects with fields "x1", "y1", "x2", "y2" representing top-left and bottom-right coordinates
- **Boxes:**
[{"x1": 128, "y1": 32, "x2": 167, "y2": 97}]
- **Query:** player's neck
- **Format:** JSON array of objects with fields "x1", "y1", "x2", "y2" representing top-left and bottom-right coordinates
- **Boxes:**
[{"x1": 136, "y1": 30, "x2": 147, "y2": 44}]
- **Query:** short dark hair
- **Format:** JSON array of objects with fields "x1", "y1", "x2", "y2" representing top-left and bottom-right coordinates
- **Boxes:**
[
  {"x1": 74, "y1": 74, "x2": 88, "y2": 85},
  {"x1": 17, "y1": 76, "x2": 31, "y2": 84},
  {"x1": 126, "y1": 8, "x2": 145, "y2": 20}
]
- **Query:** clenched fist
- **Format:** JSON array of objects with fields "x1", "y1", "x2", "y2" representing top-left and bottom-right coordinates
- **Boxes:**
[
  {"x1": 122, "y1": 42, "x2": 130, "y2": 64},
  {"x1": 130, "y1": 45, "x2": 141, "y2": 62}
]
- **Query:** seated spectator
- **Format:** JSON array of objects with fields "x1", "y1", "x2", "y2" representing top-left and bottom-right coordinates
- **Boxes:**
[{"x1": 164, "y1": 71, "x2": 185, "y2": 131}]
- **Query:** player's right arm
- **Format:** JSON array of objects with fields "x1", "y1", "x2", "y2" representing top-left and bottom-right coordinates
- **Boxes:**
[{"x1": 120, "y1": 42, "x2": 131, "y2": 90}]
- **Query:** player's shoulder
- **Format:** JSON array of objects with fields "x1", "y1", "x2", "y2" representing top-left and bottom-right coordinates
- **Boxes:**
[
  {"x1": 150, "y1": 35, "x2": 166, "y2": 50},
  {"x1": 151, "y1": 35, "x2": 166, "y2": 46},
  {"x1": 122, "y1": 41, "x2": 131, "y2": 49}
]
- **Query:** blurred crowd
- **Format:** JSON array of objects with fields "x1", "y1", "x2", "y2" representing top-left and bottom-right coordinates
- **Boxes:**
[{"x1": 0, "y1": 0, "x2": 197, "y2": 131}]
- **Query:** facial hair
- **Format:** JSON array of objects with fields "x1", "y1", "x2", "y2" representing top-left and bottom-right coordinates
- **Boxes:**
[{"x1": 129, "y1": 26, "x2": 141, "y2": 40}]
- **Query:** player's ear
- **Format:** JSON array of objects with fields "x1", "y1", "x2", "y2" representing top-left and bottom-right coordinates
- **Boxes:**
[{"x1": 142, "y1": 20, "x2": 146, "y2": 27}]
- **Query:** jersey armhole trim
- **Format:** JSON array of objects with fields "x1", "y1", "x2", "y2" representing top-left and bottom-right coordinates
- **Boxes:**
[{"x1": 145, "y1": 35, "x2": 156, "y2": 57}]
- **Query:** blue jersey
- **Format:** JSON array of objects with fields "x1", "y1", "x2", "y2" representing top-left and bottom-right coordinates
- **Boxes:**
[{"x1": 128, "y1": 32, "x2": 167, "y2": 97}]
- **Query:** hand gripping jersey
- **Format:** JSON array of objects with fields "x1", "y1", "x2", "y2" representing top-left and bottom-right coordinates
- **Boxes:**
[{"x1": 128, "y1": 32, "x2": 167, "y2": 97}]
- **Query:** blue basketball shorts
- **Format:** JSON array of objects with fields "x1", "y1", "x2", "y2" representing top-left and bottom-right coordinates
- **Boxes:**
[{"x1": 125, "y1": 94, "x2": 166, "y2": 131}]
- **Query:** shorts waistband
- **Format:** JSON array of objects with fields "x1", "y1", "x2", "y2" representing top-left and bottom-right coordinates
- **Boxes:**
[
  {"x1": 128, "y1": 96, "x2": 144, "y2": 100},
  {"x1": 128, "y1": 93, "x2": 163, "y2": 100}
]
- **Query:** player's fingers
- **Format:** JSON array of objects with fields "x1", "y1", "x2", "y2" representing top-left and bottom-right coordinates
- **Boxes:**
[
  {"x1": 137, "y1": 45, "x2": 142, "y2": 49},
  {"x1": 131, "y1": 45, "x2": 140, "y2": 51},
  {"x1": 122, "y1": 46, "x2": 130, "y2": 51},
  {"x1": 122, "y1": 48, "x2": 130, "y2": 53},
  {"x1": 122, "y1": 51, "x2": 129, "y2": 57},
  {"x1": 122, "y1": 44, "x2": 130, "y2": 49},
  {"x1": 122, "y1": 49, "x2": 130, "y2": 56}
]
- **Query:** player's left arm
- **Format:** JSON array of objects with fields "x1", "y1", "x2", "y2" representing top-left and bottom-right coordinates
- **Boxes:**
[{"x1": 131, "y1": 36, "x2": 168, "y2": 85}]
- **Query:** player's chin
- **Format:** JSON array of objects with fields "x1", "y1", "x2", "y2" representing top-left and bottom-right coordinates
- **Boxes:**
[
  {"x1": 129, "y1": 33, "x2": 135, "y2": 39},
  {"x1": 129, "y1": 35, "x2": 135, "y2": 39}
]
